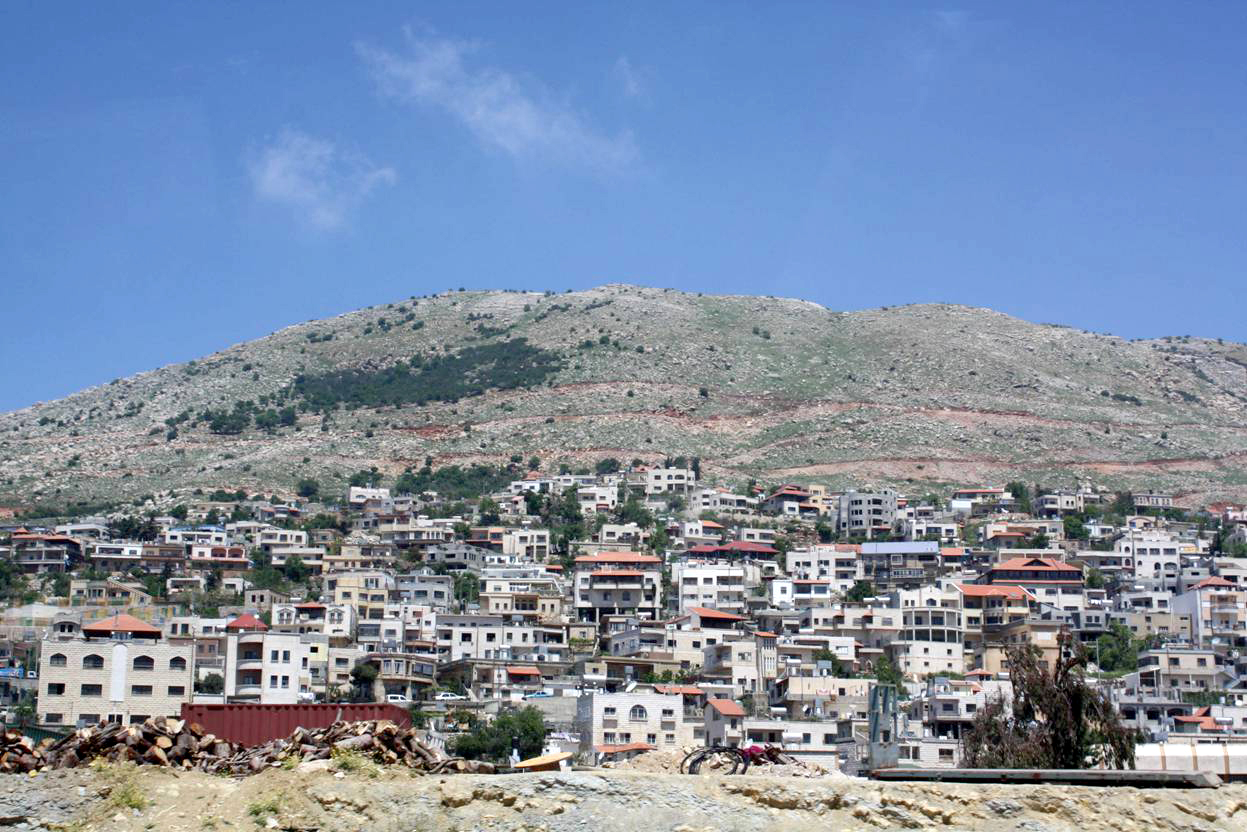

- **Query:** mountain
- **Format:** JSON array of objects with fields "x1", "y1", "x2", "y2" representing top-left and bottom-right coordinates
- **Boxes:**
[{"x1": 3, "y1": 284, "x2": 1247, "y2": 513}]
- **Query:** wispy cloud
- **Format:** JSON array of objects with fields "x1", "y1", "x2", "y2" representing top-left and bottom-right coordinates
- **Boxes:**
[
  {"x1": 614, "y1": 56, "x2": 646, "y2": 100},
  {"x1": 357, "y1": 28, "x2": 638, "y2": 172},
  {"x1": 247, "y1": 129, "x2": 396, "y2": 230}
]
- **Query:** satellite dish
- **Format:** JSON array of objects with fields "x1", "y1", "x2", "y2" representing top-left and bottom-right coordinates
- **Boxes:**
[{"x1": 625, "y1": 680, "x2": 637, "y2": 692}]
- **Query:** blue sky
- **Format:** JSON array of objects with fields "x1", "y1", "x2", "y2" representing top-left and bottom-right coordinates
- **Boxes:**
[{"x1": 2, "y1": 2, "x2": 1245, "y2": 412}]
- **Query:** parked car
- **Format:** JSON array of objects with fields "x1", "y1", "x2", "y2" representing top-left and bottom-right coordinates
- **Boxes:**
[
  {"x1": 385, "y1": 694, "x2": 412, "y2": 704},
  {"x1": 522, "y1": 690, "x2": 553, "y2": 699},
  {"x1": 433, "y1": 691, "x2": 466, "y2": 701}
]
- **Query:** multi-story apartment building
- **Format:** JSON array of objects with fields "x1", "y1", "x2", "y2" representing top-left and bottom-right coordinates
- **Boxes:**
[
  {"x1": 644, "y1": 467, "x2": 696, "y2": 497},
  {"x1": 577, "y1": 691, "x2": 702, "y2": 752},
  {"x1": 221, "y1": 614, "x2": 310, "y2": 703},
  {"x1": 836, "y1": 489, "x2": 898, "y2": 539},
  {"x1": 1172, "y1": 576, "x2": 1246, "y2": 648},
  {"x1": 573, "y1": 552, "x2": 663, "y2": 622},
  {"x1": 38, "y1": 614, "x2": 193, "y2": 728},
  {"x1": 859, "y1": 542, "x2": 942, "y2": 590},
  {"x1": 672, "y1": 561, "x2": 748, "y2": 615},
  {"x1": 1136, "y1": 646, "x2": 1230, "y2": 694}
]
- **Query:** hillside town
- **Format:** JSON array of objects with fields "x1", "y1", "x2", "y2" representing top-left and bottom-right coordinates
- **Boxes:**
[{"x1": 1, "y1": 460, "x2": 1245, "y2": 773}]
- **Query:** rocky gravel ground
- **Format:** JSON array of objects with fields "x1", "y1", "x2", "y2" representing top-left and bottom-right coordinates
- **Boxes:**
[{"x1": 2, "y1": 763, "x2": 1245, "y2": 832}]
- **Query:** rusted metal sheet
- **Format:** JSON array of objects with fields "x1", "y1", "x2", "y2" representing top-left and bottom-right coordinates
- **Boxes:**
[{"x1": 179, "y1": 703, "x2": 411, "y2": 746}]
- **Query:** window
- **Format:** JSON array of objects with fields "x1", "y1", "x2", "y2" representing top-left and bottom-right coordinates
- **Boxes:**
[
  {"x1": 661, "y1": 709, "x2": 674, "y2": 718},
  {"x1": 938, "y1": 748, "x2": 955, "y2": 761},
  {"x1": 132, "y1": 655, "x2": 155, "y2": 671},
  {"x1": 270, "y1": 650, "x2": 279, "y2": 662},
  {"x1": 168, "y1": 685, "x2": 185, "y2": 696},
  {"x1": 49, "y1": 653, "x2": 66, "y2": 668},
  {"x1": 269, "y1": 675, "x2": 278, "y2": 688},
  {"x1": 281, "y1": 676, "x2": 290, "y2": 688},
  {"x1": 170, "y1": 656, "x2": 187, "y2": 671},
  {"x1": 131, "y1": 685, "x2": 153, "y2": 696},
  {"x1": 82, "y1": 654, "x2": 104, "y2": 670},
  {"x1": 79, "y1": 714, "x2": 100, "y2": 725},
  {"x1": 282, "y1": 651, "x2": 291, "y2": 663},
  {"x1": 80, "y1": 684, "x2": 102, "y2": 696},
  {"x1": 604, "y1": 707, "x2": 616, "y2": 716},
  {"x1": 629, "y1": 705, "x2": 647, "y2": 721},
  {"x1": 647, "y1": 733, "x2": 657, "y2": 744},
  {"x1": 604, "y1": 732, "x2": 616, "y2": 743},
  {"x1": 44, "y1": 713, "x2": 63, "y2": 724},
  {"x1": 46, "y1": 682, "x2": 65, "y2": 696}
]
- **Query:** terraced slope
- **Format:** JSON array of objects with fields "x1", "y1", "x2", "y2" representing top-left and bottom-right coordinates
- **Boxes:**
[{"x1": 2, "y1": 284, "x2": 1245, "y2": 510}]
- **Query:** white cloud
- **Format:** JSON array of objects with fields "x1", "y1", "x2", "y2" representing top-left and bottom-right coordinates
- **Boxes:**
[
  {"x1": 357, "y1": 29, "x2": 637, "y2": 172},
  {"x1": 247, "y1": 129, "x2": 396, "y2": 230},
  {"x1": 614, "y1": 56, "x2": 645, "y2": 100}
]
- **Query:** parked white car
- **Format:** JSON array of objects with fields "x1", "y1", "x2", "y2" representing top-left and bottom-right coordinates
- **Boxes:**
[{"x1": 433, "y1": 691, "x2": 466, "y2": 701}]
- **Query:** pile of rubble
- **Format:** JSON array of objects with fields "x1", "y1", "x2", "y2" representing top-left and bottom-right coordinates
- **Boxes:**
[
  {"x1": 10, "y1": 717, "x2": 494, "y2": 777},
  {"x1": 608, "y1": 746, "x2": 840, "y2": 779},
  {"x1": 0, "y1": 730, "x2": 41, "y2": 773}
]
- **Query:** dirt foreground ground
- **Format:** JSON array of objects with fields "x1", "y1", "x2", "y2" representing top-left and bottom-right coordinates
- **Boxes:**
[{"x1": 2, "y1": 763, "x2": 1245, "y2": 832}]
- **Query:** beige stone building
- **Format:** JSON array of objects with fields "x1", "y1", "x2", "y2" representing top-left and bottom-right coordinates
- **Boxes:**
[{"x1": 37, "y1": 614, "x2": 192, "y2": 728}]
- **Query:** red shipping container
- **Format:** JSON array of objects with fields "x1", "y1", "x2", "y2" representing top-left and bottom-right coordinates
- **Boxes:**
[{"x1": 179, "y1": 703, "x2": 412, "y2": 746}]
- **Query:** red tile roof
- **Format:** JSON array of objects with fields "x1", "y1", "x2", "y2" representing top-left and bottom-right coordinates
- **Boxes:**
[
  {"x1": 689, "y1": 606, "x2": 747, "y2": 621},
  {"x1": 956, "y1": 583, "x2": 1034, "y2": 600},
  {"x1": 574, "y1": 552, "x2": 661, "y2": 564},
  {"x1": 82, "y1": 614, "x2": 161, "y2": 636},
  {"x1": 993, "y1": 557, "x2": 1080, "y2": 572},
  {"x1": 1194, "y1": 576, "x2": 1236, "y2": 589},
  {"x1": 225, "y1": 613, "x2": 268, "y2": 632},
  {"x1": 707, "y1": 698, "x2": 746, "y2": 717},
  {"x1": 592, "y1": 570, "x2": 645, "y2": 577}
]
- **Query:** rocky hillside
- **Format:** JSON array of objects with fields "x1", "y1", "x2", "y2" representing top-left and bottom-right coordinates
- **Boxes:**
[
  {"x1": 5, "y1": 764, "x2": 1245, "y2": 832},
  {"x1": 3, "y1": 284, "x2": 1247, "y2": 511}
]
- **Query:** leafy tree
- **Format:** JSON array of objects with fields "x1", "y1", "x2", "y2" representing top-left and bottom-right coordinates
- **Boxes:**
[
  {"x1": 297, "y1": 478, "x2": 320, "y2": 499},
  {"x1": 962, "y1": 631, "x2": 1134, "y2": 769},
  {"x1": 450, "y1": 706, "x2": 547, "y2": 763},
  {"x1": 1063, "y1": 515, "x2": 1088, "y2": 541},
  {"x1": 527, "y1": 456, "x2": 541, "y2": 471},
  {"x1": 196, "y1": 672, "x2": 224, "y2": 694},
  {"x1": 204, "y1": 508, "x2": 220, "y2": 526},
  {"x1": 281, "y1": 556, "x2": 309, "y2": 584},
  {"x1": 523, "y1": 490, "x2": 545, "y2": 516},
  {"x1": 648, "y1": 526, "x2": 670, "y2": 554},
  {"x1": 1026, "y1": 532, "x2": 1050, "y2": 549},
  {"x1": 1095, "y1": 622, "x2": 1152, "y2": 673},
  {"x1": 617, "y1": 496, "x2": 653, "y2": 529},
  {"x1": 349, "y1": 468, "x2": 382, "y2": 488},
  {"x1": 595, "y1": 458, "x2": 621, "y2": 476},
  {"x1": 350, "y1": 662, "x2": 378, "y2": 701},
  {"x1": 290, "y1": 338, "x2": 563, "y2": 410},
  {"x1": 844, "y1": 580, "x2": 875, "y2": 602},
  {"x1": 1085, "y1": 567, "x2": 1106, "y2": 590},
  {"x1": 1110, "y1": 491, "x2": 1135, "y2": 517},
  {"x1": 454, "y1": 572, "x2": 480, "y2": 603},
  {"x1": 169, "y1": 504, "x2": 188, "y2": 521},
  {"x1": 1005, "y1": 481, "x2": 1032, "y2": 514},
  {"x1": 477, "y1": 497, "x2": 501, "y2": 524},
  {"x1": 873, "y1": 654, "x2": 905, "y2": 690},
  {"x1": 813, "y1": 648, "x2": 854, "y2": 677}
]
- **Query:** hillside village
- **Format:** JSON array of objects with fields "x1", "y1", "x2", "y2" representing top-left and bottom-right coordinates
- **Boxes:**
[{"x1": 1, "y1": 460, "x2": 1245, "y2": 773}]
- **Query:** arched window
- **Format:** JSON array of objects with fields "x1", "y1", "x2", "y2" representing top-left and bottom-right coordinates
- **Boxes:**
[
  {"x1": 629, "y1": 705, "x2": 647, "y2": 721},
  {"x1": 82, "y1": 654, "x2": 104, "y2": 670},
  {"x1": 49, "y1": 653, "x2": 67, "y2": 667},
  {"x1": 132, "y1": 655, "x2": 155, "y2": 671},
  {"x1": 169, "y1": 657, "x2": 187, "y2": 672}
]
